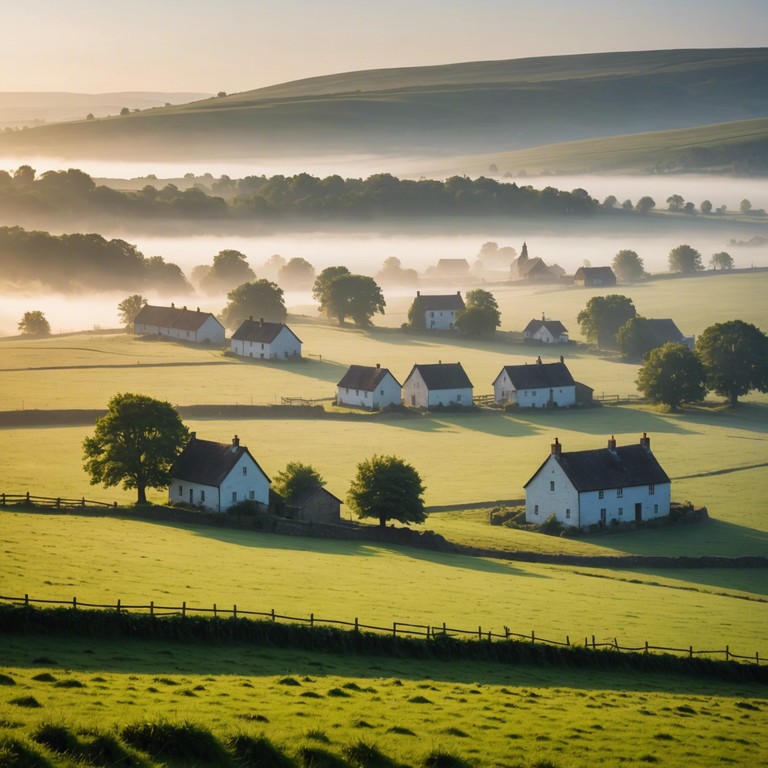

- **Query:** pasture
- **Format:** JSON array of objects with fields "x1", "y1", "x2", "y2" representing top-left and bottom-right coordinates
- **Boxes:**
[{"x1": 1, "y1": 632, "x2": 767, "y2": 768}]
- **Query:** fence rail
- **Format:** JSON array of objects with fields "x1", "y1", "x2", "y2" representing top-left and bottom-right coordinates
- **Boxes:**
[
  {"x1": 280, "y1": 396, "x2": 335, "y2": 406},
  {"x1": 593, "y1": 393, "x2": 646, "y2": 404},
  {"x1": 1, "y1": 594, "x2": 762, "y2": 666},
  {"x1": 0, "y1": 492, "x2": 116, "y2": 509}
]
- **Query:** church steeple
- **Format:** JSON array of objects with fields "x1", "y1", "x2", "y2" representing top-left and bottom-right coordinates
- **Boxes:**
[{"x1": 520, "y1": 242, "x2": 529, "y2": 262}]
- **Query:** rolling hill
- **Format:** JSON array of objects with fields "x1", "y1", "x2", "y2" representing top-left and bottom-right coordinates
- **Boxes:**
[{"x1": 0, "y1": 48, "x2": 766, "y2": 169}]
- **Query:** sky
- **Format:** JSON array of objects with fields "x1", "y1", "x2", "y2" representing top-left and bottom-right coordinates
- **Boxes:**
[{"x1": 3, "y1": 0, "x2": 767, "y2": 94}]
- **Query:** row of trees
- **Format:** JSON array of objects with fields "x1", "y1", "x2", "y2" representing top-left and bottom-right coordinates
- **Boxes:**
[
  {"x1": 636, "y1": 321, "x2": 768, "y2": 408},
  {"x1": 611, "y1": 246, "x2": 734, "y2": 282},
  {"x1": 84, "y1": 393, "x2": 426, "y2": 526}
]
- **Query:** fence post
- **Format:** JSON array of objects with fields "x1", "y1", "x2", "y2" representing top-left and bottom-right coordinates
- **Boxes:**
[
  {"x1": 24, "y1": 594, "x2": 29, "y2": 606},
  {"x1": 72, "y1": 597, "x2": 77, "y2": 610},
  {"x1": 26, "y1": 491, "x2": 30, "y2": 503},
  {"x1": 271, "y1": 608, "x2": 275, "y2": 622},
  {"x1": 614, "y1": 637, "x2": 619, "y2": 651},
  {"x1": 81, "y1": 497, "x2": 85, "y2": 507},
  {"x1": 478, "y1": 625, "x2": 482, "y2": 641},
  {"x1": 645, "y1": 641, "x2": 649, "y2": 655},
  {"x1": 531, "y1": 630, "x2": 535, "y2": 644},
  {"x1": 233, "y1": 604, "x2": 237, "y2": 619},
  {"x1": 116, "y1": 599, "x2": 121, "y2": 614},
  {"x1": 182, "y1": 601, "x2": 186, "y2": 618},
  {"x1": 725, "y1": 645, "x2": 729, "y2": 661},
  {"x1": 689, "y1": 646, "x2": 693, "y2": 659},
  {"x1": 566, "y1": 635, "x2": 570, "y2": 646},
  {"x1": 354, "y1": 617, "x2": 359, "y2": 633},
  {"x1": 56, "y1": 498, "x2": 61, "y2": 508},
  {"x1": 442, "y1": 622, "x2": 447, "y2": 636},
  {"x1": 757, "y1": 652, "x2": 760, "y2": 666},
  {"x1": 150, "y1": 601, "x2": 154, "y2": 617},
  {"x1": 310, "y1": 613, "x2": 314, "y2": 628},
  {"x1": 393, "y1": 622, "x2": 397, "y2": 637},
  {"x1": 213, "y1": 603, "x2": 217, "y2": 618}
]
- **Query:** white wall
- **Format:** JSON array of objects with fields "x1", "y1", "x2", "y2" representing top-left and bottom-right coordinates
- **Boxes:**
[
  {"x1": 337, "y1": 372, "x2": 401, "y2": 409},
  {"x1": 424, "y1": 309, "x2": 457, "y2": 330},
  {"x1": 525, "y1": 457, "x2": 580, "y2": 525},
  {"x1": 231, "y1": 327, "x2": 301, "y2": 359},
  {"x1": 494, "y1": 371, "x2": 575, "y2": 408},
  {"x1": 135, "y1": 316, "x2": 224, "y2": 345},
  {"x1": 403, "y1": 370, "x2": 472, "y2": 408}
]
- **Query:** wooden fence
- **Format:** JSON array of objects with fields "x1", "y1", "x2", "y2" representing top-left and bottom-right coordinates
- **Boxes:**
[
  {"x1": 0, "y1": 492, "x2": 116, "y2": 509},
  {"x1": 593, "y1": 393, "x2": 645, "y2": 405},
  {"x1": 1, "y1": 593, "x2": 762, "y2": 666}
]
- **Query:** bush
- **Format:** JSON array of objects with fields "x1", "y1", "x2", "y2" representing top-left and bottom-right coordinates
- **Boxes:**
[
  {"x1": 121, "y1": 720, "x2": 231, "y2": 765},
  {"x1": 228, "y1": 734, "x2": 296, "y2": 768},
  {"x1": 227, "y1": 500, "x2": 268, "y2": 518},
  {"x1": 538, "y1": 514, "x2": 566, "y2": 536}
]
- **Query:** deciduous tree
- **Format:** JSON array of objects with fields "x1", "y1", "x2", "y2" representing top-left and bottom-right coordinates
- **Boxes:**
[
  {"x1": 312, "y1": 266, "x2": 351, "y2": 318},
  {"x1": 346, "y1": 455, "x2": 426, "y2": 528},
  {"x1": 611, "y1": 250, "x2": 646, "y2": 282},
  {"x1": 635, "y1": 196, "x2": 655, "y2": 213},
  {"x1": 316, "y1": 273, "x2": 385, "y2": 327},
  {"x1": 272, "y1": 462, "x2": 325, "y2": 501},
  {"x1": 696, "y1": 320, "x2": 768, "y2": 405},
  {"x1": 117, "y1": 295, "x2": 147, "y2": 328},
  {"x1": 709, "y1": 252, "x2": 734, "y2": 270},
  {"x1": 668, "y1": 244, "x2": 703, "y2": 273},
  {"x1": 636, "y1": 343, "x2": 706, "y2": 410},
  {"x1": 616, "y1": 317, "x2": 659, "y2": 361},
  {"x1": 220, "y1": 280, "x2": 286, "y2": 329},
  {"x1": 455, "y1": 288, "x2": 501, "y2": 338},
  {"x1": 277, "y1": 257, "x2": 315, "y2": 289},
  {"x1": 18, "y1": 310, "x2": 51, "y2": 336},
  {"x1": 576, "y1": 294, "x2": 636, "y2": 349},
  {"x1": 83, "y1": 393, "x2": 189, "y2": 504},
  {"x1": 201, "y1": 249, "x2": 255, "y2": 292}
]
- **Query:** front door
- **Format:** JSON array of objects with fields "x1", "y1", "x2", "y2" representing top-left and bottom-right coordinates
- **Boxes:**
[{"x1": 635, "y1": 503, "x2": 642, "y2": 524}]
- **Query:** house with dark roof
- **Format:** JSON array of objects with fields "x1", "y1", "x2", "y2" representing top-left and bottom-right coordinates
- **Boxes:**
[
  {"x1": 409, "y1": 291, "x2": 465, "y2": 331},
  {"x1": 170, "y1": 433, "x2": 270, "y2": 512},
  {"x1": 288, "y1": 486, "x2": 343, "y2": 524},
  {"x1": 493, "y1": 357, "x2": 576, "y2": 408},
  {"x1": 134, "y1": 303, "x2": 225, "y2": 344},
  {"x1": 523, "y1": 317, "x2": 570, "y2": 344},
  {"x1": 574, "y1": 266, "x2": 617, "y2": 287},
  {"x1": 336, "y1": 364, "x2": 402, "y2": 410},
  {"x1": 434, "y1": 258, "x2": 470, "y2": 276},
  {"x1": 403, "y1": 362, "x2": 473, "y2": 408},
  {"x1": 230, "y1": 317, "x2": 302, "y2": 360},
  {"x1": 645, "y1": 319, "x2": 695, "y2": 350},
  {"x1": 524, "y1": 434, "x2": 671, "y2": 529}
]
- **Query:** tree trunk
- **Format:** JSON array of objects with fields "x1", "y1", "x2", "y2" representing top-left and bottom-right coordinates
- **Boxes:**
[
  {"x1": 731, "y1": 392, "x2": 739, "y2": 406},
  {"x1": 137, "y1": 485, "x2": 147, "y2": 504},
  {"x1": 379, "y1": 516, "x2": 386, "y2": 527}
]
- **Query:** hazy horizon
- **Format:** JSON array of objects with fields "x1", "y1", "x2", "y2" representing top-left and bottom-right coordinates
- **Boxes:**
[{"x1": 4, "y1": 2, "x2": 767, "y2": 93}]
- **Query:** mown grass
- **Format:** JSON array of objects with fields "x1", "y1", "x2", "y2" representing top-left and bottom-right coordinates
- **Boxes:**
[
  {"x1": 2, "y1": 510, "x2": 766, "y2": 654},
  {"x1": 1, "y1": 634, "x2": 766, "y2": 768}
]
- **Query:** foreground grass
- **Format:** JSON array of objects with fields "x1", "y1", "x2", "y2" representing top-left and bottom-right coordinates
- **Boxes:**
[
  {"x1": 2, "y1": 510, "x2": 766, "y2": 655},
  {"x1": 1, "y1": 632, "x2": 766, "y2": 768}
]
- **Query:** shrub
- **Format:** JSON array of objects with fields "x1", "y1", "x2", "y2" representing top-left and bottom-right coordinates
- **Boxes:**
[
  {"x1": 121, "y1": 720, "x2": 231, "y2": 765},
  {"x1": 0, "y1": 673, "x2": 16, "y2": 685},
  {"x1": 538, "y1": 514, "x2": 566, "y2": 536},
  {"x1": 343, "y1": 740, "x2": 399, "y2": 768},
  {"x1": 0, "y1": 734, "x2": 54, "y2": 768},
  {"x1": 228, "y1": 734, "x2": 296, "y2": 768},
  {"x1": 297, "y1": 745, "x2": 349, "y2": 767},
  {"x1": 422, "y1": 750, "x2": 472, "y2": 768},
  {"x1": 32, "y1": 723, "x2": 82, "y2": 756},
  {"x1": 10, "y1": 696, "x2": 42, "y2": 708},
  {"x1": 87, "y1": 731, "x2": 146, "y2": 767},
  {"x1": 228, "y1": 500, "x2": 269, "y2": 518}
]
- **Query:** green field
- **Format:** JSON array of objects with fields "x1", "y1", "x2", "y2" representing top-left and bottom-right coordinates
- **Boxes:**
[{"x1": 3, "y1": 633, "x2": 766, "y2": 768}]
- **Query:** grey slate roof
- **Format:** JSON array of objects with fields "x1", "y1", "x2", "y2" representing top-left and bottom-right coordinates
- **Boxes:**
[
  {"x1": 231, "y1": 319, "x2": 301, "y2": 344},
  {"x1": 407, "y1": 362, "x2": 473, "y2": 390},
  {"x1": 523, "y1": 319, "x2": 568, "y2": 336},
  {"x1": 134, "y1": 304, "x2": 220, "y2": 332},
  {"x1": 411, "y1": 292, "x2": 465, "y2": 313},
  {"x1": 574, "y1": 266, "x2": 617, "y2": 284},
  {"x1": 337, "y1": 364, "x2": 400, "y2": 391},
  {"x1": 172, "y1": 437, "x2": 269, "y2": 487},
  {"x1": 497, "y1": 361, "x2": 575, "y2": 390},
  {"x1": 525, "y1": 442, "x2": 670, "y2": 491},
  {"x1": 290, "y1": 485, "x2": 343, "y2": 506},
  {"x1": 645, "y1": 319, "x2": 685, "y2": 345}
]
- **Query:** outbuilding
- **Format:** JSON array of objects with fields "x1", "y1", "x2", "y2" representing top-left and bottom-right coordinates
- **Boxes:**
[
  {"x1": 403, "y1": 362, "x2": 473, "y2": 408},
  {"x1": 134, "y1": 304, "x2": 225, "y2": 344},
  {"x1": 337, "y1": 364, "x2": 402, "y2": 410}
]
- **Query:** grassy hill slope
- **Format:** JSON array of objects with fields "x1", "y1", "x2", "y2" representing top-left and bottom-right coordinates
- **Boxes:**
[{"x1": 1, "y1": 48, "x2": 766, "y2": 163}]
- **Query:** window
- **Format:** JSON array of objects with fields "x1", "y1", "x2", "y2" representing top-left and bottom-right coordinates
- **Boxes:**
[
  {"x1": 380, "y1": 389, "x2": 384, "y2": 396},
  {"x1": 189, "y1": 489, "x2": 193, "y2": 503},
  {"x1": 457, "y1": 394, "x2": 462, "y2": 402},
  {"x1": 242, "y1": 466, "x2": 247, "y2": 476},
  {"x1": 178, "y1": 485, "x2": 183, "y2": 496},
  {"x1": 618, "y1": 507, "x2": 623, "y2": 517},
  {"x1": 600, "y1": 508, "x2": 607, "y2": 523},
  {"x1": 249, "y1": 491, "x2": 255, "y2": 500},
  {"x1": 200, "y1": 490, "x2": 205, "y2": 502},
  {"x1": 550, "y1": 481, "x2": 555, "y2": 492},
  {"x1": 649, "y1": 484, "x2": 656, "y2": 495},
  {"x1": 565, "y1": 509, "x2": 571, "y2": 519},
  {"x1": 232, "y1": 491, "x2": 237, "y2": 502},
  {"x1": 654, "y1": 504, "x2": 659, "y2": 515},
  {"x1": 617, "y1": 487, "x2": 623, "y2": 498},
  {"x1": 534, "y1": 505, "x2": 539, "y2": 515},
  {"x1": 598, "y1": 490, "x2": 604, "y2": 499}
]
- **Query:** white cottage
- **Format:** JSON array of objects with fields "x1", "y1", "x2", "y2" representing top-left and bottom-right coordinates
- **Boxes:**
[
  {"x1": 230, "y1": 318, "x2": 302, "y2": 360},
  {"x1": 170, "y1": 434, "x2": 270, "y2": 512},
  {"x1": 409, "y1": 291, "x2": 465, "y2": 331},
  {"x1": 403, "y1": 362, "x2": 473, "y2": 408},
  {"x1": 524, "y1": 434, "x2": 671, "y2": 529},
  {"x1": 134, "y1": 304, "x2": 225, "y2": 344},
  {"x1": 337, "y1": 364, "x2": 402, "y2": 410},
  {"x1": 493, "y1": 358, "x2": 576, "y2": 408},
  {"x1": 522, "y1": 318, "x2": 569, "y2": 344}
]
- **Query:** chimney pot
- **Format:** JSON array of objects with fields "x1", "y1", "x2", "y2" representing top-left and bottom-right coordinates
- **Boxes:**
[
  {"x1": 232, "y1": 435, "x2": 240, "y2": 451},
  {"x1": 416, "y1": 290, "x2": 420, "y2": 296},
  {"x1": 640, "y1": 432, "x2": 650, "y2": 450},
  {"x1": 259, "y1": 317, "x2": 264, "y2": 326},
  {"x1": 608, "y1": 435, "x2": 616, "y2": 450},
  {"x1": 551, "y1": 437, "x2": 561, "y2": 456},
  {"x1": 376, "y1": 362, "x2": 380, "y2": 368},
  {"x1": 536, "y1": 356, "x2": 542, "y2": 365},
  {"x1": 190, "y1": 431, "x2": 196, "y2": 441},
  {"x1": 560, "y1": 355, "x2": 564, "y2": 364},
  {"x1": 248, "y1": 315, "x2": 253, "y2": 321}
]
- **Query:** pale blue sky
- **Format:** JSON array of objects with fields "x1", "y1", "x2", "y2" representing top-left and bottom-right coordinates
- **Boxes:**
[{"x1": 5, "y1": 0, "x2": 767, "y2": 93}]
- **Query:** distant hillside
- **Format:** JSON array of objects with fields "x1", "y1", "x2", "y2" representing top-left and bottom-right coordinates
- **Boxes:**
[
  {"x1": 416, "y1": 118, "x2": 768, "y2": 177},
  {"x1": 0, "y1": 49, "x2": 766, "y2": 167},
  {"x1": 0, "y1": 91, "x2": 211, "y2": 128}
]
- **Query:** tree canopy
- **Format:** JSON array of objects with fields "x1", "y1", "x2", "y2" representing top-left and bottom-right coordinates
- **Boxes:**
[
  {"x1": 668, "y1": 244, "x2": 704, "y2": 273},
  {"x1": 709, "y1": 252, "x2": 734, "y2": 270},
  {"x1": 611, "y1": 250, "x2": 646, "y2": 282},
  {"x1": 220, "y1": 280, "x2": 287, "y2": 329},
  {"x1": 117, "y1": 295, "x2": 147, "y2": 328},
  {"x1": 346, "y1": 454, "x2": 426, "y2": 528},
  {"x1": 616, "y1": 316, "x2": 660, "y2": 361},
  {"x1": 695, "y1": 320, "x2": 768, "y2": 405},
  {"x1": 18, "y1": 310, "x2": 51, "y2": 337},
  {"x1": 82, "y1": 393, "x2": 189, "y2": 504},
  {"x1": 201, "y1": 249, "x2": 256, "y2": 292},
  {"x1": 635, "y1": 343, "x2": 707, "y2": 410},
  {"x1": 314, "y1": 271, "x2": 385, "y2": 327},
  {"x1": 576, "y1": 294, "x2": 636, "y2": 349},
  {"x1": 272, "y1": 462, "x2": 325, "y2": 501},
  {"x1": 277, "y1": 257, "x2": 316, "y2": 289},
  {"x1": 455, "y1": 288, "x2": 501, "y2": 338}
]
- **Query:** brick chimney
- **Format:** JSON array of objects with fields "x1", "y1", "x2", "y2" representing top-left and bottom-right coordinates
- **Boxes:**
[
  {"x1": 190, "y1": 431, "x2": 196, "y2": 441},
  {"x1": 536, "y1": 356, "x2": 542, "y2": 365},
  {"x1": 248, "y1": 315, "x2": 253, "y2": 322},
  {"x1": 551, "y1": 437, "x2": 561, "y2": 456},
  {"x1": 259, "y1": 318, "x2": 264, "y2": 326},
  {"x1": 607, "y1": 435, "x2": 616, "y2": 450},
  {"x1": 560, "y1": 355, "x2": 564, "y2": 364},
  {"x1": 231, "y1": 435, "x2": 240, "y2": 452},
  {"x1": 376, "y1": 363, "x2": 380, "y2": 369},
  {"x1": 416, "y1": 290, "x2": 421, "y2": 296},
  {"x1": 640, "y1": 432, "x2": 651, "y2": 450}
]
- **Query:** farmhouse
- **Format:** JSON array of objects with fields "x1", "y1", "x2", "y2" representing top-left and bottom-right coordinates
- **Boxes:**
[
  {"x1": 134, "y1": 303, "x2": 225, "y2": 344},
  {"x1": 337, "y1": 364, "x2": 402, "y2": 410},
  {"x1": 409, "y1": 291, "x2": 465, "y2": 330},
  {"x1": 230, "y1": 317, "x2": 302, "y2": 359},
  {"x1": 523, "y1": 316, "x2": 570, "y2": 344},
  {"x1": 403, "y1": 362, "x2": 473, "y2": 408},
  {"x1": 493, "y1": 357, "x2": 576, "y2": 407},
  {"x1": 645, "y1": 318, "x2": 695, "y2": 350},
  {"x1": 574, "y1": 266, "x2": 617, "y2": 287},
  {"x1": 288, "y1": 486, "x2": 343, "y2": 524},
  {"x1": 524, "y1": 434, "x2": 671, "y2": 529},
  {"x1": 434, "y1": 258, "x2": 470, "y2": 277},
  {"x1": 170, "y1": 433, "x2": 270, "y2": 512}
]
